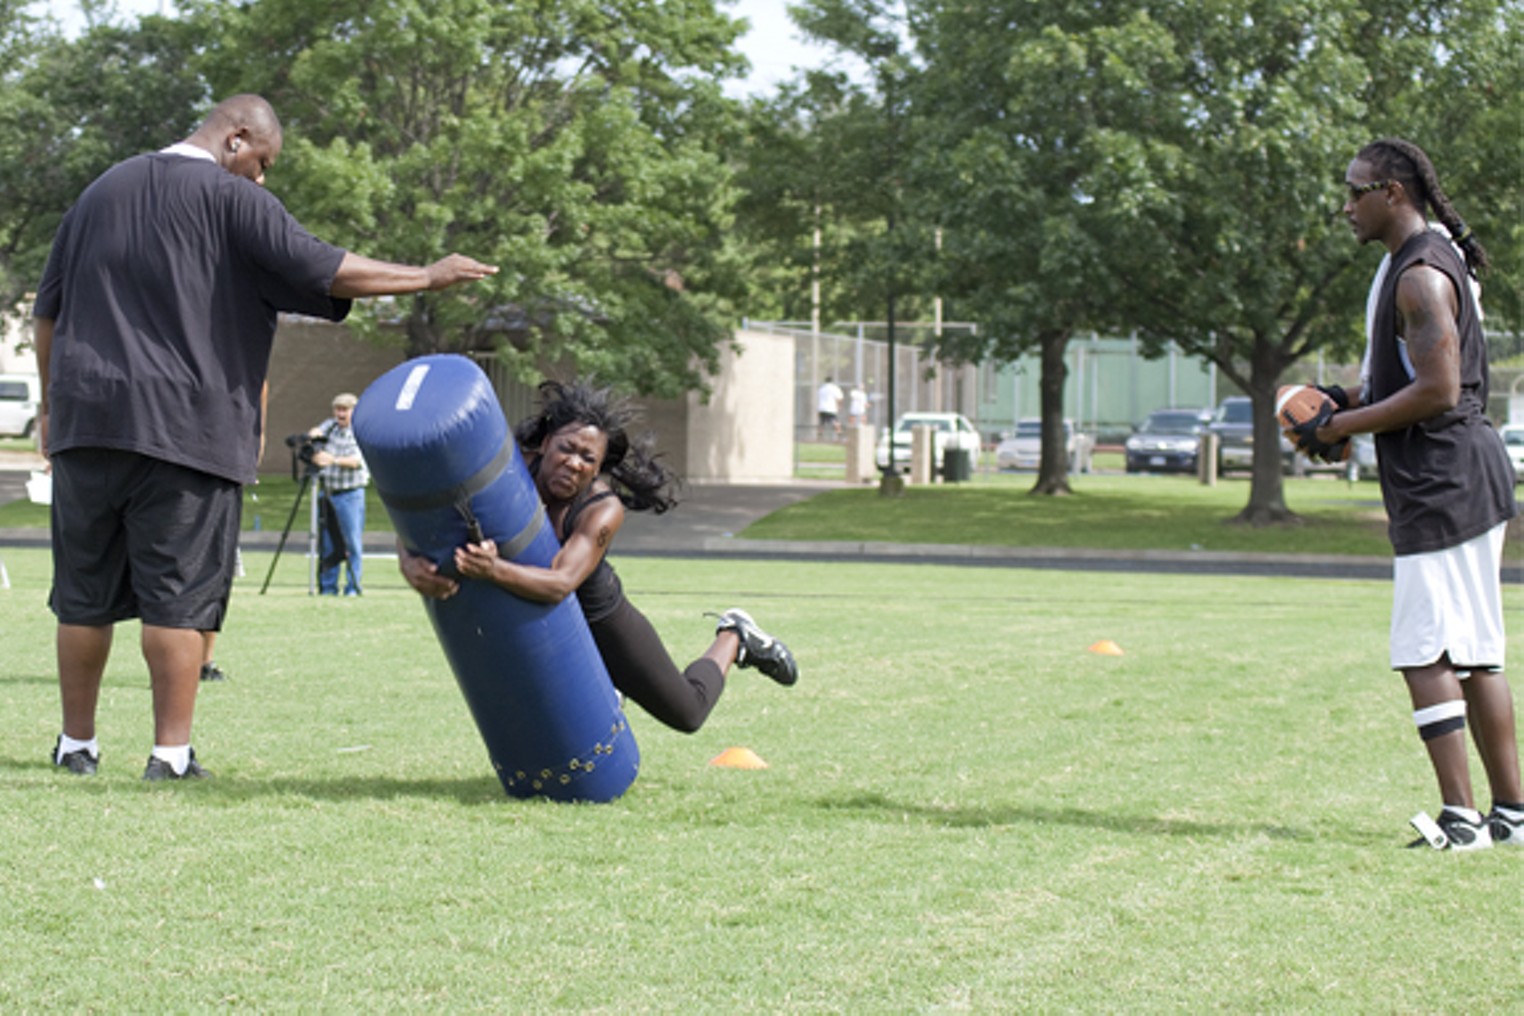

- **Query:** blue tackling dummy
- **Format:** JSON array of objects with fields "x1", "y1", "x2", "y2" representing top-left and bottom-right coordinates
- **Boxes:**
[{"x1": 353, "y1": 354, "x2": 639, "y2": 802}]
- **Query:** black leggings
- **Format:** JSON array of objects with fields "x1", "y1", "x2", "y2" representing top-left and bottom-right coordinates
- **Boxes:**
[{"x1": 589, "y1": 598, "x2": 725, "y2": 733}]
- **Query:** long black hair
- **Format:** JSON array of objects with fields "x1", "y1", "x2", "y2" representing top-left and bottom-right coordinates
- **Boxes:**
[
  {"x1": 514, "y1": 380, "x2": 679, "y2": 514},
  {"x1": 1358, "y1": 137, "x2": 1490, "y2": 278}
]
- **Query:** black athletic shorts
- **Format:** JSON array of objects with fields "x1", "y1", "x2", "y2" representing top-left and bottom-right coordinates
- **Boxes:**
[{"x1": 49, "y1": 448, "x2": 242, "y2": 630}]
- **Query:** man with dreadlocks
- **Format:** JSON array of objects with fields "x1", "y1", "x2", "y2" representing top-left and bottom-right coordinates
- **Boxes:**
[
  {"x1": 1294, "y1": 137, "x2": 1521, "y2": 850},
  {"x1": 399, "y1": 380, "x2": 797, "y2": 734}
]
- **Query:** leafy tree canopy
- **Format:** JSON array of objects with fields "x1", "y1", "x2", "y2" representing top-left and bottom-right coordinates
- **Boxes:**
[
  {"x1": 3, "y1": 0, "x2": 756, "y2": 398},
  {"x1": 179, "y1": 0, "x2": 753, "y2": 395},
  {"x1": 0, "y1": 3, "x2": 205, "y2": 308},
  {"x1": 907, "y1": 0, "x2": 1519, "y2": 514}
]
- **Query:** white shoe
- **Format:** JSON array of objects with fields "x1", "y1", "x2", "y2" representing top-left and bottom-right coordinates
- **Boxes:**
[{"x1": 1488, "y1": 808, "x2": 1524, "y2": 847}]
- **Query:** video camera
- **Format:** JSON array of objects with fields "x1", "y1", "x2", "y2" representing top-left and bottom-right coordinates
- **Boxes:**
[{"x1": 284, "y1": 431, "x2": 328, "y2": 479}]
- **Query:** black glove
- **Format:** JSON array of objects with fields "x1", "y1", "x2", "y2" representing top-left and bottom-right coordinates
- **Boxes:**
[
  {"x1": 1315, "y1": 384, "x2": 1351, "y2": 411},
  {"x1": 1291, "y1": 401, "x2": 1349, "y2": 463}
]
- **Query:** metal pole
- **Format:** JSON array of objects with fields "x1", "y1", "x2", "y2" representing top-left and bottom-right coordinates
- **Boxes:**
[
  {"x1": 1091, "y1": 335, "x2": 1100, "y2": 435},
  {"x1": 932, "y1": 227, "x2": 944, "y2": 412}
]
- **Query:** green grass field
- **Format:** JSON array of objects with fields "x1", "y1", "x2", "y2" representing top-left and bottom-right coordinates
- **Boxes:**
[
  {"x1": 2, "y1": 545, "x2": 1521, "y2": 1011},
  {"x1": 751, "y1": 471, "x2": 1398, "y2": 558}
]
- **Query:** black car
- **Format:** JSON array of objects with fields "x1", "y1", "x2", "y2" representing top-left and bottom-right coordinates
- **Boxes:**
[
  {"x1": 1210, "y1": 394, "x2": 1356, "y2": 476},
  {"x1": 1124, "y1": 408, "x2": 1211, "y2": 474},
  {"x1": 1209, "y1": 396, "x2": 1298, "y2": 475}
]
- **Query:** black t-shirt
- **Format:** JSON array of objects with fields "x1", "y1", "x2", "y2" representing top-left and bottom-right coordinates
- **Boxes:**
[
  {"x1": 33, "y1": 151, "x2": 351, "y2": 484},
  {"x1": 1369, "y1": 230, "x2": 1516, "y2": 555}
]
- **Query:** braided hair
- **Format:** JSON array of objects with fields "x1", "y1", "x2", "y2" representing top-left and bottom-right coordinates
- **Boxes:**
[
  {"x1": 1357, "y1": 137, "x2": 1490, "y2": 278},
  {"x1": 514, "y1": 380, "x2": 679, "y2": 514}
]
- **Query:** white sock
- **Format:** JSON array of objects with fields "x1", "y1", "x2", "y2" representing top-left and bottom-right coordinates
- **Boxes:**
[
  {"x1": 57, "y1": 734, "x2": 99, "y2": 762},
  {"x1": 151, "y1": 744, "x2": 191, "y2": 775},
  {"x1": 1441, "y1": 804, "x2": 1483, "y2": 825}
]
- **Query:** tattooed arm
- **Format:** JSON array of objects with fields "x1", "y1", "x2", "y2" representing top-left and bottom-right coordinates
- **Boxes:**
[
  {"x1": 1315, "y1": 263, "x2": 1461, "y2": 445},
  {"x1": 453, "y1": 495, "x2": 625, "y2": 605}
]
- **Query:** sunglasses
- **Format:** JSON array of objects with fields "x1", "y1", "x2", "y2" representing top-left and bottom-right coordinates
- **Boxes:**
[{"x1": 1346, "y1": 178, "x2": 1394, "y2": 200}]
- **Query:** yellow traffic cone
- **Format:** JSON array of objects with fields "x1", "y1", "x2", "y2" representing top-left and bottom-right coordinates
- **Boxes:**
[{"x1": 1088, "y1": 639, "x2": 1124, "y2": 656}]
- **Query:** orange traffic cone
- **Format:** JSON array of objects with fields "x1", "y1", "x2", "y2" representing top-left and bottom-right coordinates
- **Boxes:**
[
  {"x1": 1088, "y1": 639, "x2": 1124, "y2": 656},
  {"x1": 709, "y1": 746, "x2": 769, "y2": 769}
]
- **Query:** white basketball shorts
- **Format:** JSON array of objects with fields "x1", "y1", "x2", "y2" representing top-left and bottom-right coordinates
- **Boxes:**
[{"x1": 1390, "y1": 521, "x2": 1508, "y2": 672}]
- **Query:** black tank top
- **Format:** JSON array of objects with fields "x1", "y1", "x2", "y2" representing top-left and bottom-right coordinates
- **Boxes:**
[
  {"x1": 561, "y1": 488, "x2": 624, "y2": 623},
  {"x1": 1369, "y1": 230, "x2": 1516, "y2": 554}
]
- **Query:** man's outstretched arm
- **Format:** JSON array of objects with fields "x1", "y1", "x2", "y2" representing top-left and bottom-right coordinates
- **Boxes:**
[{"x1": 331, "y1": 252, "x2": 497, "y2": 299}]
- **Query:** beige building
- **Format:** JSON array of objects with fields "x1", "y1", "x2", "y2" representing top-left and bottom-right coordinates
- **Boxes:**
[{"x1": 609, "y1": 329, "x2": 796, "y2": 485}]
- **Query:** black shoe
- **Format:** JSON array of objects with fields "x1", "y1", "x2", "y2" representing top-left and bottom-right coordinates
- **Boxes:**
[
  {"x1": 200, "y1": 661, "x2": 229, "y2": 682},
  {"x1": 711, "y1": 608, "x2": 798, "y2": 686},
  {"x1": 52, "y1": 736, "x2": 98, "y2": 776},
  {"x1": 142, "y1": 749, "x2": 211, "y2": 782}
]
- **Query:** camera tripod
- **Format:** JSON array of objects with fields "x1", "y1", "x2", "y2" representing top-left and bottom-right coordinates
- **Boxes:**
[
  {"x1": 259, "y1": 461, "x2": 321, "y2": 595},
  {"x1": 260, "y1": 436, "x2": 344, "y2": 595}
]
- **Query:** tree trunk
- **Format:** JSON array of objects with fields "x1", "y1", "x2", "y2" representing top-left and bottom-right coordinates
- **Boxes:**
[
  {"x1": 1030, "y1": 329, "x2": 1074, "y2": 496},
  {"x1": 1228, "y1": 378, "x2": 1297, "y2": 527},
  {"x1": 404, "y1": 298, "x2": 437, "y2": 359}
]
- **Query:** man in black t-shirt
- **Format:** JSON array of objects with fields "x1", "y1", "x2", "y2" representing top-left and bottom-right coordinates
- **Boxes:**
[
  {"x1": 34, "y1": 94, "x2": 497, "y2": 782},
  {"x1": 1298, "y1": 137, "x2": 1522, "y2": 851}
]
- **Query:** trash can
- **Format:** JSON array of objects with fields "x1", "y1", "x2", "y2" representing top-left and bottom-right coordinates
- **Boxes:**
[{"x1": 941, "y1": 447, "x2": 973, "y2": 483}]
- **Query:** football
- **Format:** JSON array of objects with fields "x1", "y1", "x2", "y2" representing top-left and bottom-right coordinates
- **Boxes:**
[{"x1": 1275, "y1": 384, "x2": 1349, "y2": 461}]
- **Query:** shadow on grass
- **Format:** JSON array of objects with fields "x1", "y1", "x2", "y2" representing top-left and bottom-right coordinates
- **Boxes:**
[
  {"x1": 0, "y1": 672, "x2": 57, "y2": 686},
  {"x1": 214, "y1": 774, "x2": 514, "y2": 806},
  {"x1": 816, "y1": 790, "x2": 1318, "y2": 843},
  {"x1": 0, "y1": 755, "x2": 510, "y2": 806}
]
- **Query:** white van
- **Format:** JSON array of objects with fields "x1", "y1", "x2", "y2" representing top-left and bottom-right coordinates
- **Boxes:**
[{"x1": 0, "y1": 374, "x2": 41, "y2": 438}]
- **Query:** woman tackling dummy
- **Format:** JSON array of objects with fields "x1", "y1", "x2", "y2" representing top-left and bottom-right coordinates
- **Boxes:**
[{"x1": 398, "y1": 380, "x2": 797, "y2": 733}]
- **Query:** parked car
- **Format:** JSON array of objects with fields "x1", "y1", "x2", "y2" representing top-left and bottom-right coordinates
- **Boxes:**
[
  {"x1": 1124, "y1": 408, "x2": 1212, "y2": 474},
  {"x1": 0, "y1": 373, "x2": 40, "y2": 438},
  {"x1": 1209, "y1": 396, "x2": 1297, "y2": 475},
  {"x1": 995, "y1": 418, "x2": 1093, "y2": 472},
  {"x1": 875, "y1": 412, "x2": 982, "y2": 472},
  {"x1": 1499, "y1": 424, "x2": 1524, "y2": 481}
]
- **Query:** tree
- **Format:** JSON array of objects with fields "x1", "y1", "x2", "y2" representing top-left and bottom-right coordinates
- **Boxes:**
[
  {"x1": 181, "y1": 0, "x2": 751, "y2": 396},
  {"x1": 797, "y1": 1, "x2": 940, "y2": 492},
  {"x1": 743, "y1": 0, "x2": 951, "y2": 495},
  {"x1": 735, "y1": 71, "x2": 933, "y2": 329},
  {"x1": 1387, "y1": 1, "x2": 1522, "y2": 333},
  {"x1": 909, "y1": 0, "x2": 1519, "y2": 518},
  {"x1": 911, "y1": 0, "x2": 1142, "y2": 495},
  {"x1": 0, "y1": 7, "x2": 205, "y2": 318},
  {"x1": 1095, "y1": 0, "x2": 1518, "y2": 523}
]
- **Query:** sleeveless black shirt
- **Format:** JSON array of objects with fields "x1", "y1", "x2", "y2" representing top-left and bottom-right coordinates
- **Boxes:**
[
  {"x1": 560, "y1": 488, "x2": 625, "y2": 623},
  {"x1": 1368, "y1": 230, "x2": 1516, "y2": 555}
]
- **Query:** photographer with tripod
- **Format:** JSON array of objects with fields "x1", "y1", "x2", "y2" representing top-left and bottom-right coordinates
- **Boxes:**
[{"x1": 307, "y1": 393, "x2": 369, "y2": 596}]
